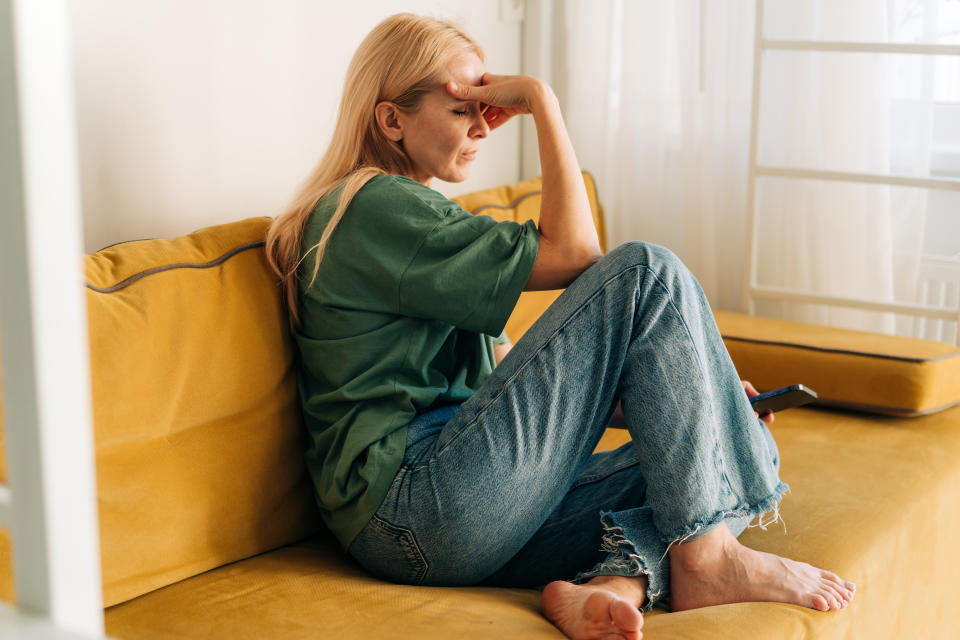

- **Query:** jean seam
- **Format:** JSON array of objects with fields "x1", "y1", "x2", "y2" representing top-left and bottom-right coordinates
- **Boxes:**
[
  {"x1": 640, "y1": 265, "x2": 738, "y2": 499},
  {"x1": 571, "y1": 456, "x2": 642, "y2": 489},
  {"x1": 431, "y1": 262, "x2": 649, "y2": 462},
  {"x1": 368, "y1": 514, "x2": 429, "y2": 584}
]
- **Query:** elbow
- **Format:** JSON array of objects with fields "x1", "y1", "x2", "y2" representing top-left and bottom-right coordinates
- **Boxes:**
[
  {"x1": 538, "y1": 228, "x2": 602, "y2": 270},
  {"x1": 568, "y1": 237, "x2": 603, "y2": 271},
  {"x1": 526, "y1": 234, "x2": 604, "y2": 291},
  {"x1": 574, "y1": 245, "x2": 603, "y2": 273}
]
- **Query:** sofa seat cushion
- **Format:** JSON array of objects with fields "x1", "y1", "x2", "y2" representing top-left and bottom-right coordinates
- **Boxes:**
[
  {"x1": 104, "y1": 530, "x2": 563, "y2": 639},
  {"x1": 604, "y1": 405, "x2": 960, "y2": 639},
  {"x1": 716, "y1": 310, "x2": 960, "y2": 417},
  {"x1": 104, "y1": 406, "x2": 960, "y2": 639}
]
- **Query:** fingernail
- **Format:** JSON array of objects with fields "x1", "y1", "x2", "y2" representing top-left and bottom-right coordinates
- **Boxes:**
[
  {"x1": 845, "y1": 581, "x2": 856, "y2": 590},
  {"x1": 449, "y1": 81, "x2": 459, "y2": 92}
]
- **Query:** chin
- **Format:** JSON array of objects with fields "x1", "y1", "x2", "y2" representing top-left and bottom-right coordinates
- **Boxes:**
[
  {"x1": 439, "y1": 170, "x2": 470, "y2": 183},
  {"x1": 449, "y1": 164, "x2": 473, "y2": 183}
]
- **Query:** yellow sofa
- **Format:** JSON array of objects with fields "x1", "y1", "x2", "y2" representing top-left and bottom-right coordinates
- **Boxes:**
[{"x1": 2, "y1": 174, "x2": 959, "y2": 639}]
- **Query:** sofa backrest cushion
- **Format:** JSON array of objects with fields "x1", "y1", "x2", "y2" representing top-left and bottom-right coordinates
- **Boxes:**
[
  {"x1": 81, "y1": 217, "x2": 319, "y2": 607},
  {"x1": 452, "y1": 171, "x2": 605, "y2": 341},
  {"x1": 717, "y1": 310, "x2": 960, "y2": 416}
]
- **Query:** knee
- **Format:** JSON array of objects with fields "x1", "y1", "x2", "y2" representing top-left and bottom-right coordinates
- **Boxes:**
[{"x1": 605, "y1": 241, "x2": 688, "y2": 276}]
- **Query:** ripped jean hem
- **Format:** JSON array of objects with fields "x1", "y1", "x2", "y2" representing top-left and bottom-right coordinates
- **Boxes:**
[
  {"x1": 571, "y1": 511, "x2": 666, "y2": 612},
  {"x1": 659, "y1": 481, "x2": 791, "y2": 561},
  {"x1": 571, "y1": 482, "x2": 790, "y2": 613}
]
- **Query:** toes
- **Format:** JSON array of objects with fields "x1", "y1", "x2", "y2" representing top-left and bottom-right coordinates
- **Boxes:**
[
  {"x1": 819, "y1": 570, "x2": 856, "y2": 605},
  {"x1": 821, "y1": 569, "x2": 844, "y2": 584},
  {"x1": 609, "y1": 598, "x2": 643, "y2": 632},
  {"x1": 822, "y1": 582, "x2": 846, "y2": 607},
  {"x1": 810, "y1": 593, "x2": 830, "y2": 612},
  {"x1": 825, "y1": 583, "x2": 853, "y2": 609},
  {"x1": 828, "y1": 578, "x2": 855, "y2": 603},
  {"x1": 821, "y1": 570, "x2": 848, "y2": 592},
  {"x1": 823, "y1": 591, "x2": 842, "y2": 611}
]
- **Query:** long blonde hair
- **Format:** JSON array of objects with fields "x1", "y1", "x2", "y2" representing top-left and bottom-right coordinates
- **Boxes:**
[{"x1": 266, "y1": 14, "x2": 483, "y2": 330}]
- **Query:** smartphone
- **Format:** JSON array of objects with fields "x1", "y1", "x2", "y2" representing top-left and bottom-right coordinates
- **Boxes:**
[{"x1": 749, "y1": 384, "x2": 818, "y2": 414}]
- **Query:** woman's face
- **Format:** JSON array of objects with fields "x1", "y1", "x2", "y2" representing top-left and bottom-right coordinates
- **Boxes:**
[{"x1": 390, "y1": 51, "x2": 490, "y2": 185}]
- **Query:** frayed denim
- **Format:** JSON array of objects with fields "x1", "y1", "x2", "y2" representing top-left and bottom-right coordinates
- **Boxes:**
[{"x1": 347, "y1": 241, "x2": 787, "y2": 610}]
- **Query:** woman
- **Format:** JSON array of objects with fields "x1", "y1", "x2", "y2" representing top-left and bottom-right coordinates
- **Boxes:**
[{"x1": 266, "y1": 14, "x2": 855, "y2": 640}]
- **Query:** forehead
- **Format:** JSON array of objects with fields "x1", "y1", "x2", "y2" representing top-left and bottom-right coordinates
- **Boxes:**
[{"x1": 443, "y1": 51, "x2": 484, "y2": 87}]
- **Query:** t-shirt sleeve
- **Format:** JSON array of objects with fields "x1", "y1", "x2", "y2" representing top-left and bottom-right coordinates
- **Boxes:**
[{"x1": 399, "y1": 210, "x2": 539, "y2": 336}]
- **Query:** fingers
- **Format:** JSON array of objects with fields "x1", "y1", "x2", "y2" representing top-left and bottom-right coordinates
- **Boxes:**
[
  {"x1": 744, "y1": 380, "x2": 775, "y2": 424},
  {"x1": 446, "y1": 74, "x2": 532, "y2": 112},
  {"x1": 446, "y1": 80, "x2": 476, "y2": 100}
]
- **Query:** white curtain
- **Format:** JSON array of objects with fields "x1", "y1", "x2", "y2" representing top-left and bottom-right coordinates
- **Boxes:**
[{"x1": 546, "y1": 0, "x2": 942, "y2": 334}]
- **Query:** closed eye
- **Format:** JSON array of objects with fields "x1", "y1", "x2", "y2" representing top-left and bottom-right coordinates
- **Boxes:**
[{"x1": 453, "y1": 109, "x2": 469, "y2": 116}]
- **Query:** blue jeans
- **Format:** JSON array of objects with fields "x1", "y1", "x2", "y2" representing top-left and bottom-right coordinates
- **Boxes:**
[{"x1": 347, "y1": 241, "x2": 787, "y2": 610}]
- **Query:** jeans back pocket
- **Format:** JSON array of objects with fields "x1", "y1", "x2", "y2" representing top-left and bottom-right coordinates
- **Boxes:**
[{"x1": 348, "y1": 514, "x2": 429, "y2": 585}]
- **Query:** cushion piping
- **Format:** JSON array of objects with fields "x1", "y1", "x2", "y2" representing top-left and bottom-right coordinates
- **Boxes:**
[
  {"x1": 468, "y1": 171, "x2": 598, "y2": 216},
  {"x1": 814, "y1": 397, "x2": 960, "y2": 417},
  {"x1": 85, "y1": 240, "x2": 267, "y2": 294},
  {"x1": 470, "y1": 190, "x2": 541, "y2": 215},
  {"x1": 722, "y1": 334, "x2": 960, "y2": 364}
]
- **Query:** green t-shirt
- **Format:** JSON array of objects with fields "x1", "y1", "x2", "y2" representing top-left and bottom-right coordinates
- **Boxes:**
[{"x1": 295, "y1": 174, "x2": 540, "y2": 547}]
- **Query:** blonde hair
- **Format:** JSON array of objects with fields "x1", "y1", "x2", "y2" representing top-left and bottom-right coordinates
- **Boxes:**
[{"x1": 266, "y1": 14, "x2": 483, "y2": 330}]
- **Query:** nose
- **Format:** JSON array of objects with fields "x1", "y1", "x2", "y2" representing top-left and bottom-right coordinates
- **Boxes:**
[{"x1": 470, "y1": 107, "x2": 489, "y2": 138}]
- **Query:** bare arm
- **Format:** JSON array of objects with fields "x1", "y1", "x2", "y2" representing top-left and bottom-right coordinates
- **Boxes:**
[
  {"x1": 524, "y1": 81, "x2": 602, "y2": 289},
  {"x1": 447, "y1": 76, "x2": 602, "y2": 290}
]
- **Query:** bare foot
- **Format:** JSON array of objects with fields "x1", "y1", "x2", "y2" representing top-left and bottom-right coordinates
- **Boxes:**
[
  {"x1": 541, "y1": 575, "x2": 646, "y2": 640},
  {"x1": 669, "y1": 522, "x2": 856, "y2": 612}
]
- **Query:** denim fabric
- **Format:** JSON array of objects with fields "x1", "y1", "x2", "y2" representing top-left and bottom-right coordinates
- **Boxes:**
[{"x1": 347, "y1": 241, "x2": 788, "y2": 610}]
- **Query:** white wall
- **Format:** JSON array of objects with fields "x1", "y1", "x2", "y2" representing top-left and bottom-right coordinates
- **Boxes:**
[{"x1": 69, "y1": 1, "x2": 523, "y2": 253}]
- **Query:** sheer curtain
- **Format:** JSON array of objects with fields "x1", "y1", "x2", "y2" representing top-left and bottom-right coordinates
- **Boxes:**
[
  {"x1": 543, "y1": 0, "x2": 941, "y2": 333},
  {"x1": 545, "y1": 0, "x2": 756, "y2": 312}
]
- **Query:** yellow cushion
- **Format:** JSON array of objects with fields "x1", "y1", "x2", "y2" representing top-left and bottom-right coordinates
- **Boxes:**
[
  {"x1": 84, "y1": 217, "x2": 321, "y2": 607},
  {"x1": 452, "y1": 171, "x2": 606, "y2": 341},
  {"x1": 105, "y1": 406, "x2": 960, "y2": 639},
  {"x1": 5, "y1": 218, "x2": 323, "y2": 611},
  {"x1": 104, "y1": 531, "x2": 563, "y2": 639},
  {"x1": 716, "y1": 310, "x2": 960, "y2": 417}
]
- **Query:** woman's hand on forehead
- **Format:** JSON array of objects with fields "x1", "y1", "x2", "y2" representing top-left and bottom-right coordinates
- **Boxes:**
[{"x1": 445, "y1": 73, "x2": 550, "y2": 131}]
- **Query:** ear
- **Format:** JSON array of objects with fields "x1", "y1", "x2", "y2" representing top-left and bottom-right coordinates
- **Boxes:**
[{"x1": 374, "y1": 102, "x2": 404, "y2": 142}]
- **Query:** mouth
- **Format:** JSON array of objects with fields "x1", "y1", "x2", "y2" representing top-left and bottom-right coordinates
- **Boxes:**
[{"x1": 462, "y1": 149, "x2": 478, "y2": 160}]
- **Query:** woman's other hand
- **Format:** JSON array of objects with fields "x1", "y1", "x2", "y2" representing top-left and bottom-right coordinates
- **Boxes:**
[
  {"x1": 446, "y1": 73, "x2": 550, "y2": 132},
  {"x1": 742, "y1": 380, "x2": 775, "y2": 425}
]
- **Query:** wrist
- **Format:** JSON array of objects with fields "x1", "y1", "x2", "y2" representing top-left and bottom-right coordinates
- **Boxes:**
[{"x1": 528, "y1": 78, "x2": 559, "y2": 118}]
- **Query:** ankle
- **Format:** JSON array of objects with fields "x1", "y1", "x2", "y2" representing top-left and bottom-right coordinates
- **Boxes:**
[{"x1": 669, "y1": 523, "x2": 736, "y2": 572}]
